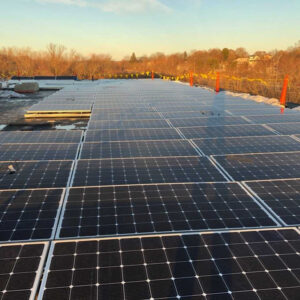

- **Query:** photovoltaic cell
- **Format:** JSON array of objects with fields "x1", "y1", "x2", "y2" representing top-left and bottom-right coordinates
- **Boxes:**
[
  {"x1": 58, "y1": 182, "x2": 276, "y2": 238},
  {"x1": 0, "y1": 189, "x2": 64, "y2": 242},
  {"x1": 39, "y1": 229, "x2": 300, "y2": 300},
  {"x1": 193, "y1": 135, "x2": 300, "y2": 155},
  {"x1": 88, "y1": 119, "x2": 171, "y2": 130},
  {"x1": 179, "y1": 125, "x2": 276, "y2": 139},
  {"x1": 0, "y1": 144, "x2": 78, "y2": 161},
  {"x1": 80, "y1": 140, "x2": 198, "y2": 159},
  {"x1": 85, "y1": 128, "x2": 181, "y2": 142},
  {"x1": 0, "y1": 131, "x2": 83, "y2": 144},
  {"x1": 169, "y1": 116, "x2": 250, "y2": 127},
  {"x1": 73, "y1": 157, "x2": 226, "y2": 186},
  {"x1": 0, "y1": 160, "x2": 73, "y2": 189},
  {"x1": 0, "y1": 242, "x2": 47, "y2": 300},
  {"x1": 214, "y1": 152, "x2": 300, "y2": 181},
  {"x1": 245, "y1": 179, "x2": 300, "y2": 225}
]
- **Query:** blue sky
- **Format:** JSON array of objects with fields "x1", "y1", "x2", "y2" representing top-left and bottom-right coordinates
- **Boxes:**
[{"x1": 1, "y1": 0, "x2": 299, "y2": 59}]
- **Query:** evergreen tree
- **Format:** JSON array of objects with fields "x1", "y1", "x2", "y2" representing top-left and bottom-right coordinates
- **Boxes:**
[
  {"x1": 183, "y1": 51, "x2": 188, "y2": 61},
  {"x1": 222, "y1": 48, "x2": 229, "y2": 61},
  {"x1": 130, "y1": 52, "x2": 137, "y2": 63}
]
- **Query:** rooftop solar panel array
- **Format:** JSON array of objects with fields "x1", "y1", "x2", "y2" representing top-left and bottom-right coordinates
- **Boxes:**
[{"x1": 1, "y1": 79, "x2": 300, "y2": 299}]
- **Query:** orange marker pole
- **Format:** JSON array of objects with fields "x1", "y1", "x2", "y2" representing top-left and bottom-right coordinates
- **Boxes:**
[
  {"x1": 216, "y1": 72, "x2": 220, "y2": 93},
  {"x1": 152, "y1": 71, "x2": 154, "y2": 80},
  {"x1": 189, "y1": 71, "x2": 193, "y2": 87},
  {"x1": 280, "y1": 75, "x2": 288, "y2": 107}
]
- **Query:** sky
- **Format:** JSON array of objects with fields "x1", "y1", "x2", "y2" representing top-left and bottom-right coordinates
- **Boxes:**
[{"x1": 1, "y1": 0, "x2": 300, "y2": 59}]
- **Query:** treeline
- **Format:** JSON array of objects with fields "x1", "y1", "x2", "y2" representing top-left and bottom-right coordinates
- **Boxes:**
[{"x1": 1, "y1": 43, "x2": 300, "y2": 102}]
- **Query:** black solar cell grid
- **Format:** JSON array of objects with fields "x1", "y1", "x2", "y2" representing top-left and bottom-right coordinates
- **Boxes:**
[
  {"x1": 28, "y1": 104, "x2": 92, "y2": 112},
  {"x1": 90, "y1": 112, "x2": 162, "y2": 121},
  {"x1": 162, "y1": 111, "x2": 228, "y2": 119},
  {"x1": 0, "y1": 144, "x2": 78, "y2": 161},
  {"x1": 245, "y1": 179, "x2": 300, "y2": 226},
  {"x1": 193, "y1": 135, "x2": 300, "y2": 155},
  {"x1": 169, "y1": 116, "x2": 250, "y2": 127},
  {"x1": 85, "y1": 128, "x2": 182, "y2": 142},
  {"x1": 0, "y1": 160, "x2": 73, "y2": 189},
  {"x1": 247, "y1": 114, "x2": 300, "y2": 124},
  {"x1": 40, "y1": 229, "x2": 300, "y2": 300},
  {"x1": 267, "y1": 123, "x2": 300, "y2": 135},
  {"x1": 92, "y1": 104, "x2": 151, "y2": 110},
  {"x1": 226, "y1": 108, "x2": 283, "y2": 116},
  {"x1": 179, "y1": 124, "x2": 275, "y2": 139},
  {"x1": 155, "y1": 104, "x2": 268, "y2": 112},
  {"x1": 91, "y1": 107, "x2": 155, "y2": 113},
  {"x1": 58, "y1": 183, "x2": 276, "y2": 238},
  {"x1": 0, "y1": 242, "x2": 47, "y2": 300},
  {"x1": 214, "y1": 152, "x2": 300, "y2": 181},
  {"x1": 73, "y1": 157, "x2": 226, "y2": 186},
  {"x1": 156, "y1": 105, "x2": 217, "y2": 112},
  {"x1": 80, "y1": 140, "x2": 198, "y2": 159},
  {"x1": 0, "y1": 189, "x2": 64, "y2": 242},
  {"x1": 0, "y1": 131, "x2": 82, "y2": 144},
  {"x1": 88, "y1": 119, "x2": 170, "y2": 130}
]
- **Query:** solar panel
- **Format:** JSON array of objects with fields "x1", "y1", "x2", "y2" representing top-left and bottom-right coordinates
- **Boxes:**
[
  {"x1": 0, "y1": 189, "x2": 64, "y2": 242},
  {"x1": 226, "y1": 108, "x2": 284, "y2": 116},
  {"x1": 39, "y1": 228, "x2": 300, "y2": 300},
  {"x1": 80, "y1": 140, "x2": 198, "y2": 159},
  {"x1": 58, "y1": 182, "x2": 277, "y2": 238},
  {"x1": 0, "y1": 144, "x2": 79, "y2": 161},
  {"x1": 162, "y1": 110, "x2": 228, "y2": 119},
  {"x1": 179, "y1": 124, "x2": 276, "y2": 139},
  {"x1": 88, "y1": 119, "x2": 171, "y2": 130},
  {"x1": 245, "y1": 179, "x2": 300, "y2": 226},
  {"x1": 73, "y1": 157, "x2": 226, "y2": 186},
  {"x1": 0, "y1": 160, "x2": 73, "y2": 189},
  {"x1": 169, "y1": 116, "x2": 250, "y2": 127},
  {"x1": 267, "y1": 122, "x2": 300, "y2": 135},
  {"x1": 0, "y1": 131, "x2": 82, "y2": 144},
  {"x1": 90, "y1": 112, "x2": 162, "y2": 121},
  {"x1": 92, "y1": 107, "x2": 155, "y2": 113},
  {"x1": 28, "y1": 104, "x2": 92, "y2": 112},
  {"x1": 247, "y1": 114, "x2": 300, "y2": 124},
  {"x1": 85, "y1": 128, "x2": 181, "y2": 142},
  {"x1": 214, "y1": 152, "x2": 300, "y2": 181},
  {"x1": 0, "y1": 242, "x2": 48, "y2": 300},
  {"x1": 193, "y1": 136, "x2": 300, "y2": 155}
]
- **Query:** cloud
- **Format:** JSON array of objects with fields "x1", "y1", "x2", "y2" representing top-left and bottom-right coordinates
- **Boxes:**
[{"x1": 36, "y1": 0, "x2": 171, "y2": 13}]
